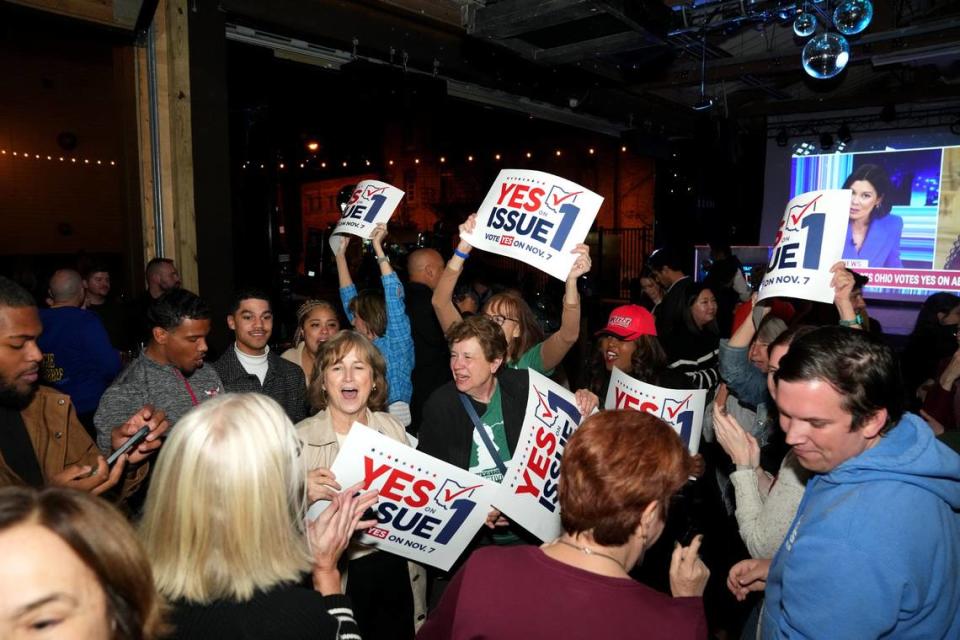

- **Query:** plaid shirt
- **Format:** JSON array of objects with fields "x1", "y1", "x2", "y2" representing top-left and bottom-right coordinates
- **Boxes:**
[{"x1": 340, "y1": 272, "x2": 415, "y2": 405}]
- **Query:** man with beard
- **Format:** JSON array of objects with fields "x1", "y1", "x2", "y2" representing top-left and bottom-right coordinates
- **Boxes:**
[
  {"x1": 212, "y1": 289, "x2": 307, "y2": 422},
  {"x1": 0, "y1": 276, "x2": 167, "y2": 494},
  {"x1": 95, "y1": 289, "x2": 222, "y2": 454}
]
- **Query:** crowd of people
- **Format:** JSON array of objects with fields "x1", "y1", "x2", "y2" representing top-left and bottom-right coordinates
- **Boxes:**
[{"x1": 1, "y1": 216, "x2": 958, "y2": 640}]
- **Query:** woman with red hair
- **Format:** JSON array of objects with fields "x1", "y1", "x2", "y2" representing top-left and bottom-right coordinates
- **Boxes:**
[{"x1": 418, "y1": 410, "x2": 709, "y2": 639}]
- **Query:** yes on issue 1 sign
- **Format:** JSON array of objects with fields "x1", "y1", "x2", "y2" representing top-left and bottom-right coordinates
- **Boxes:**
[
  {"x1": 461, "y1": 169, "x2": 602, "y2": 281},
  {"x1": 309, "y1": 423, "x2": 497, "y2": 571},
  {"x1": 758, "y1": 189, "x2": 850, "y2": 304},
  {"x1": 494, "y1": 370, "x2": 584, "y2": 542},
  {"x1": 329, "y1": 180, "x2": 405, "y2": 253},
  {"x1": 604, "y1": 367, "x2": 706, "y2": 454}
]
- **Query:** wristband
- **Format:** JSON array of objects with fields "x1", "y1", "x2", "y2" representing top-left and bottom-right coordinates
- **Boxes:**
[
  {"x1": 454, "y1": 248, "x2": 470, "y2": 260},
  {"x1": 376, "y1": 255, "x2": 390, "y2": 265},
  {"x1": 839, "y1": 318, "x2": 861, "y2": 327}
]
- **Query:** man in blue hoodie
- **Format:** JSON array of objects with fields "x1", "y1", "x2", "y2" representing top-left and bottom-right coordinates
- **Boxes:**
[{"x1": 728, "y1": 326, "x2": 960, "y2": 639}]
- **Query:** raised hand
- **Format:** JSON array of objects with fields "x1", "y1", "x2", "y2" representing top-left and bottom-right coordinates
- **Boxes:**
[
  {"x1": 567, "y1": 244, "x2": 592, "y2": 280},
  {"x1": 371, "y1": 223, "x2": 388, "y2": 250},
  {"x1": 713, "y1": 403, "x2": 760, "y2": 469},
  {"x1": 670, "y1": 535, "x2": 710, "y2": 597}
]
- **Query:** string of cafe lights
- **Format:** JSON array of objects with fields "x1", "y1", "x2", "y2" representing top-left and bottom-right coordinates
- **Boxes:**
[
  {"x1": 0, "y1": 148, "x2": 116, "y2": 167},
  {"x1": 240, "y1": 145, "x2": 629, "y2": 172}
]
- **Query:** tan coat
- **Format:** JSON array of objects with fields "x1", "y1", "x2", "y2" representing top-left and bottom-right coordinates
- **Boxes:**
[
  {"x1": 3, "y1": 386, "x2": 147, "y2": 499},
  {"x1": 296, "y1": 409, "x2": 428, "y2": 629}
]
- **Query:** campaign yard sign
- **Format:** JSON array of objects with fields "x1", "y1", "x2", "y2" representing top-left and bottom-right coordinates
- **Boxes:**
[
  {"x1": 604, "y1": 367, "x2": 706, "y2": 454},
  {"x1": 494, "y1": 370, "x2": 584, "y2": 542},
  {"x1": 461, "y1": 169, "x2": 602, "y2": 281},
  {"x1": 310, "y1": 423, "x2": 497, "y2": 571},
  {"x1": 328, "y1": 180, "x2": 405, "y2": 253},
  {"x1": 758, "y1": 189, "x2": 850, "y2": 304}
]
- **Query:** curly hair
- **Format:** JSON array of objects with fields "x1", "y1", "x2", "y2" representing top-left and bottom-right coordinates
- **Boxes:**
[{"x1": 586, "y1": 334, "x2": 669, "y2": 398}]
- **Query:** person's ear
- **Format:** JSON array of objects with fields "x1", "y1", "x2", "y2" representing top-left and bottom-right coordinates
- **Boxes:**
[
  {"x1": 633, "y1": 500, "x2": 660, "y2": 543},
  {"x1": 860, "y1": 408, "x2": 888, "y2": 439},
  {"x1": 489, "y1": 357, "x2": 503, "y2": 374},
  {"x1": 152, "y1": 326, "x2": 168, "y2": 345},
  {"x1": 226, "y1": 315, "x2": 236, "y2": 331}
]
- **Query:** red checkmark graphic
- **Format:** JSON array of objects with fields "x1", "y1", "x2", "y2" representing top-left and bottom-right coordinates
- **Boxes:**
[
  {"x1": 444, "y1": 484, "x2": 483, "y2": 502},
  {"x1": 665, "y1": 395, "x2": 692, "y2": 420},
  {"x1": 551, "y1": 190, "x2": 582, "y2": 207},
  {"x1": 789, "y1": 194, "x2": 822, "y2": 225},
  {"x1": 365, "y1": 186, "x2": 388, "y2": 199},
  {"x1": 535, "y1": 389, "x2": 553, "y2": 419}
]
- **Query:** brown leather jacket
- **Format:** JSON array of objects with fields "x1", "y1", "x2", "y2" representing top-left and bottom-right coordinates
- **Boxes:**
[{"x1": 0, "y1": 386, "x2": 147, "y2": 498}]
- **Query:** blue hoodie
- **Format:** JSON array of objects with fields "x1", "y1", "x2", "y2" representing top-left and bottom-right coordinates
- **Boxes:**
[{"x1": 762, "y1": 413, "x2": 960, "y2": 639}]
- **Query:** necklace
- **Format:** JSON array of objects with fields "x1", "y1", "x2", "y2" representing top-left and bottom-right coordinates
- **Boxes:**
[{"x1": 552, "y1": 537, "x2": 627, "y2": 572}]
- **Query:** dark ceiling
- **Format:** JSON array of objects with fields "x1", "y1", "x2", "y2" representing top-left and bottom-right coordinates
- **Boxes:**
[{"x1": 219, "y1": 0, "x2": 960, "y2": 137}]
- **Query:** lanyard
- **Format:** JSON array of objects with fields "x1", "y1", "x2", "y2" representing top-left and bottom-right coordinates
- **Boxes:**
[
  {"x1": 173, "y1": 369, "x2": 199, "y2": 407},
  {"x1": 458, "y1": 393, "x2": 506, "y2": 475}
]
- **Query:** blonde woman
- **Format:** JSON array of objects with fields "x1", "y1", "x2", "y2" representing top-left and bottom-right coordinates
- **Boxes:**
[
  {"x1": 282, "y1": 299, "x2": 341, "y2": 386},
  {"x1": 139, "y1": 393, "x2": 375, "y2": 640},
  {"x1": 297, "y1": 330, "x2": 426, "y2": 639}
]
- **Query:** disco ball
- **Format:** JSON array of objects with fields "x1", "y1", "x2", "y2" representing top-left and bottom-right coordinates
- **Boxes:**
[
  {"x1": 833, "y1": 0, "x2": 873, "y2": 35},
  {"x1": 793, "y1": 12, "x2": 817, "y2": 37},
  {"x1": 802, "y1": 33, "x2": 850, "y2": 79}
]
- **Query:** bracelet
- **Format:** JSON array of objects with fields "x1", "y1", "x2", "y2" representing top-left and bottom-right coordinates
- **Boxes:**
[
  {"x1": 839, "y1": 318, "x2": 861, "y2": 327},
  {"x1": 376, "y1": 255, "x2": 390, "y2": 265},
  {"x1": 454, "y1": 248, "x2": 470, "y2": 260}
]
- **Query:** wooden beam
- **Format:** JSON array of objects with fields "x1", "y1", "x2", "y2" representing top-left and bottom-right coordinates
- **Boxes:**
[
  {"x1": 7, "y1": 0, "x2": 143, "y2": 30},
  {"x1": 134, "y1": 0, "x2": 198, "y2": 291}
]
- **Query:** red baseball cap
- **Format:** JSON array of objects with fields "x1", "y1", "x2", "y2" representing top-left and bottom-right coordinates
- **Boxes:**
[{"x1": 596, "y1": 305, "x2": 657, "y2": 340}]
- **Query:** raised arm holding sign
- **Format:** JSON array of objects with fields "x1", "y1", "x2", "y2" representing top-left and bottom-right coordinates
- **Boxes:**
[{"x1": 432, "y1": 213, "x2": 591, "y2": 372}]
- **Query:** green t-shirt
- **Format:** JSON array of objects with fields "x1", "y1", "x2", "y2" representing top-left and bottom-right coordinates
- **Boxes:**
[
  {"x1": 467, "y1": 384, "x2": 511, "y2": 484},
  {"x1": 509, "y1": 341, "x2": 554, "y2": 376}
]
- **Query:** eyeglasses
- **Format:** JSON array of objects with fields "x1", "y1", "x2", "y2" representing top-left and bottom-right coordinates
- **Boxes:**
[{"x1": 487, "y1": 313, "x2": 519, "y2": 326}]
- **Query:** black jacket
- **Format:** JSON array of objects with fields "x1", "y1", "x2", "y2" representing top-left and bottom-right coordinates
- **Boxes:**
[
  {"x1": 417, "y1": 367, "x2": 529, "y2": 470},
  {"x1": 406, "y1": 282, "x2": 453, "y2": 433},
  {"x1": 212, "y1": 347, "x2": 308, "y2": 423}
]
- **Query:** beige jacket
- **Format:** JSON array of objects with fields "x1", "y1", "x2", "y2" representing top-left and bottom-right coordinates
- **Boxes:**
[
  {"x1": 296, "y1": 409, "x2": 428, "y2": 629},
  {"x1": 281, "y1": 343, "x2": 311, "y2": 388}
]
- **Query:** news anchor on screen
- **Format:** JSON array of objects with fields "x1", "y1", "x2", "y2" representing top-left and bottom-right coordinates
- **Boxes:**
[{"x1": 842, "y1": 163, "x2": 903, "y2": 268}]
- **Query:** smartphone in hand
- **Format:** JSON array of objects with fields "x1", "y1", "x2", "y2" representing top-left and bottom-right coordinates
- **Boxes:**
[{"x1": 106, "y1": 425, "x2": 151, "y2": 466}]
